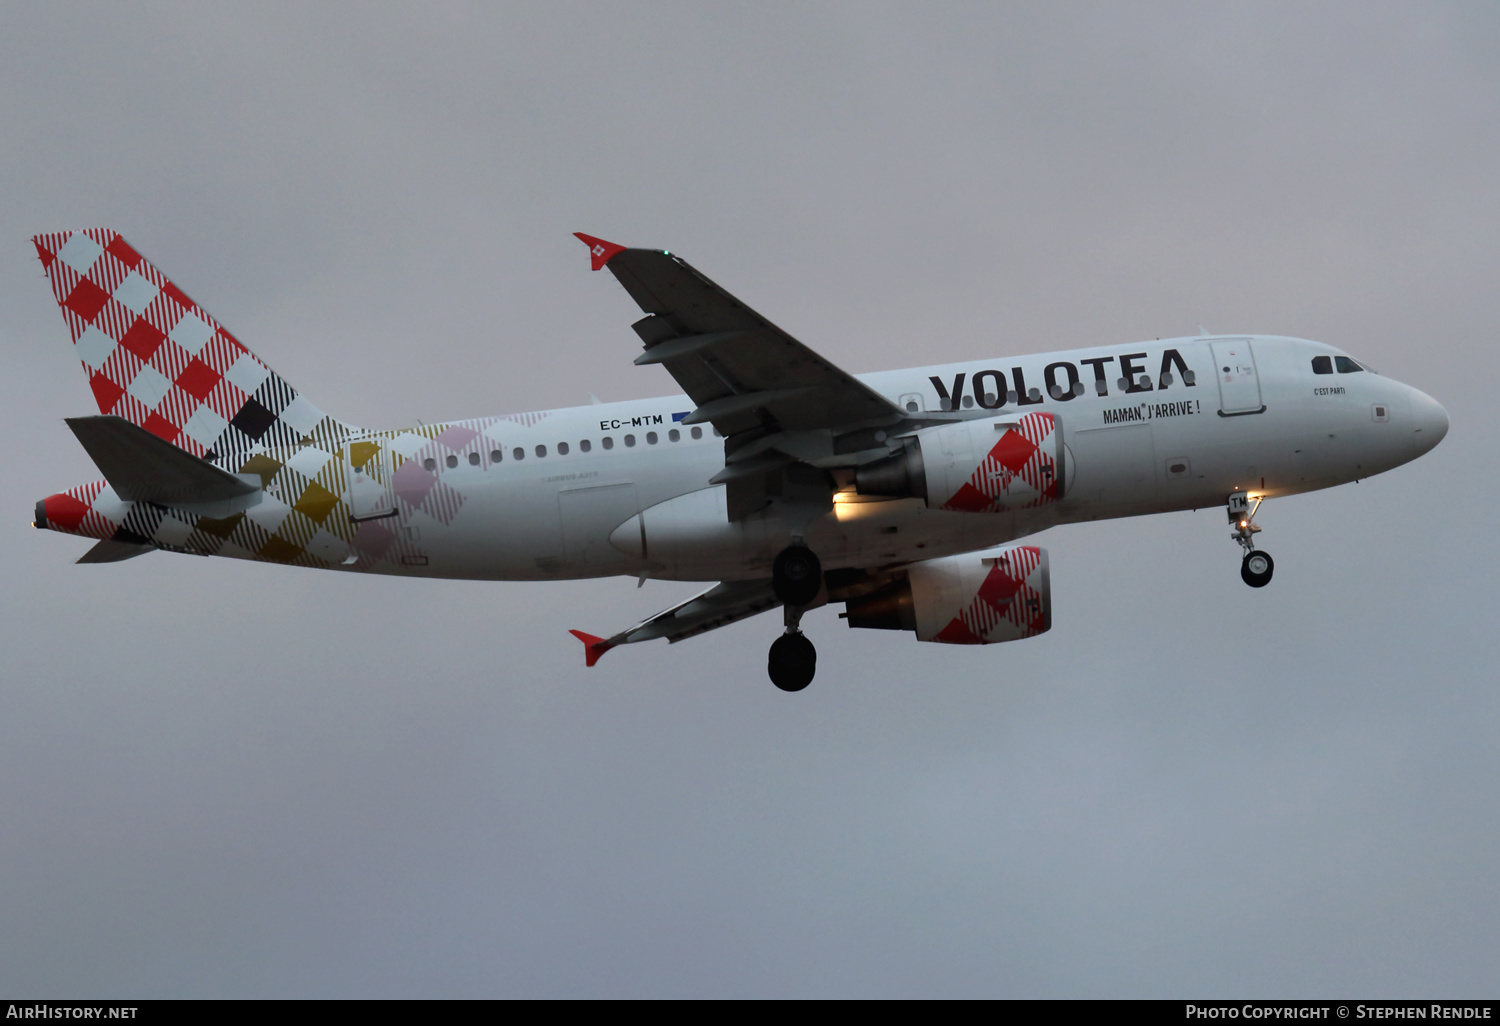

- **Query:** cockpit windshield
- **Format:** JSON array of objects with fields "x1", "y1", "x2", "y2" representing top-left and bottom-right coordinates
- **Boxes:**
[{"x1": 1313, "y1": 355, "x2": 1377, "y2": 375}]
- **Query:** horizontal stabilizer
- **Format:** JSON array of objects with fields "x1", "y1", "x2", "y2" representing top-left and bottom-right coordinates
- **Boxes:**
[
  {"x1": 76, "y1": 538, "x2": 154, "y2": 563},
  {"x1": 66, "y1": 415, "x2": 260, "y2": 506}
]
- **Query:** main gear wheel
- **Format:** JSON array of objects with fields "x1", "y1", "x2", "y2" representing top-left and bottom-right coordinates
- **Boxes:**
[{"x1": 768, "y1": 632, "x2": 817, "y2": 692}]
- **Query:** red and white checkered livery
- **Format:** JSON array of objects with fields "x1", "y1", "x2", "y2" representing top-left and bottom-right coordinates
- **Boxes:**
[
  {"x1": 938, "y1": 412, "x2": 1062, "y2": 513},
  {"x1": 908, "y1": 544, "x2": 1052, "y2": 644},
  {"x1": 33, "y1": 229, "x2": 348, "y2": 461}
]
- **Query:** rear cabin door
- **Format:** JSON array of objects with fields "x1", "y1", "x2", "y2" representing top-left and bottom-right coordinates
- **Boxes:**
[
  {"x1": 1210, "y1": 339, "x2": 1265, "y2": 416},
  {"x1": 346, "y1": 438, "x2": 396, "y2": 521}
]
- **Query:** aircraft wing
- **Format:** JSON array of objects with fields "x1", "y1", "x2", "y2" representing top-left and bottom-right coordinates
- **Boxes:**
[
  {"x1": 570, "y1": 578, "x2": 820, "y2": 667},
  {"x1": 576, "y1": 234, "x2": 903, "y2": 438}
]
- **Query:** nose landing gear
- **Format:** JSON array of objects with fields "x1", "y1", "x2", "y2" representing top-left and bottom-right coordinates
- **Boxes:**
[
  {"x1": 1229, "y1": 491, "x2": 1274, "y2": 588},
  {"x1": 769, "y1": 544, "x2": 823, "y2": 691}
]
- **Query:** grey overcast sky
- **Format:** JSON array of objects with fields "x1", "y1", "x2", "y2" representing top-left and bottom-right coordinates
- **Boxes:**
[{"x1": 2, "y1": 2, "x2": 1497, "y2": 998}]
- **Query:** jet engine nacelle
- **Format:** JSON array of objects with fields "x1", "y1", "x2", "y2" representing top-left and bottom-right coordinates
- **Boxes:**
[
  {"x1": 854, "y1": 411, "x2": 1064, "y2": 513},
  {"x1": 842, "y1": 544, "x2": 1051, "y2": 644}
]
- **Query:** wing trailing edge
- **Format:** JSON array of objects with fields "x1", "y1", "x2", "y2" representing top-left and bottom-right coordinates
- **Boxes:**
[{"x1": 568, "y1": 579, "x2": 790, "y2": 668}]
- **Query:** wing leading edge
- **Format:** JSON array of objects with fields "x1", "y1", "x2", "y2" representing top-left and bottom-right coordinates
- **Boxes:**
[
  {"x1": 574, "y1": 233, "x2": 905, "y2": 439},
  {"x1": 571, "y1": 578, "x2": 813, "y2": 667}
]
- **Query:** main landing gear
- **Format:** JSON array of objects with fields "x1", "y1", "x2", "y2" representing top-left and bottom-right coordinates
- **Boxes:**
[
  {"x1": 1228, "y1": 490, "x2": 1274, "y2": 588},
  {"x1": 769, "y1": 544, "x2": 823, "y2": 692},
  {"x1": 771, "y1": 544, "x2": 823, "y2": 607}
]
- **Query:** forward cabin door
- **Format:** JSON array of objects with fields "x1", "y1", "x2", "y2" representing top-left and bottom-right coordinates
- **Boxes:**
[
  {"x1": 346, "y1": 438, "x2": 396, "y2": 521},
  {"x1": 1210, "y1": 339, "x2": 1265, "y2": 416}
]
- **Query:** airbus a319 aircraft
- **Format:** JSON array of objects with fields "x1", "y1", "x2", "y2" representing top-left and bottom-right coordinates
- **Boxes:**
[{"x1": 30, "y1": 230, "x2": 1448, "y2": 690}]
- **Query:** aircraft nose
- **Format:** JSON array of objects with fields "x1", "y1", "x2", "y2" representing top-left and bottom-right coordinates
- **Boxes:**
[{"x1": 1410, "y1": 388, "x2": 1449, "y2": 458}]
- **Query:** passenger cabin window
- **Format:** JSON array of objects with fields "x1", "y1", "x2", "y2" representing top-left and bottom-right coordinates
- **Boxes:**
[
  {"x1": 490, "y1": 449, "x2": 503, "y2": 462},
  {"x1": 646, "y1": 431, "x2": 658, "y2": 444},
  {"x1": 624, "y1": 434, "x2": 636, "y2": 447},
  {"x1": 535, "y1": 445, "x2": 547, "y2": 458},
  {"x1": 423, "y1": 457, "x2": 436, "y2": 471},
  {"x1": 1335, "y1": 356, "x2": 1364, "y2": 373},
  {"x1": 446, "y1": 454, "x2": 458, "y2": 469},
  {"x1": 690, "y1": 427, "x2": 702, "y2": 440},
  {"x1": 580, "y1": 439, "x2": 591, "y2": 452},
  {"x1": 669, "y1": 429, "x2": 680, "y2": 442},
  {"x1": 468, "y1": 452, "x2": 480, "y2": 466},
  {"x1": 602, "y1": 437, "x2": 614, "y2": 450},
  {"x1": 1312, "y1": 356, "x2": 1333, "y2": 374},
  {"x1": 513, "y1": 447, "x2": 524, "y2": 461},
  {"x1": 558, "y1": 442, "x2": 569, "y2": 455}
]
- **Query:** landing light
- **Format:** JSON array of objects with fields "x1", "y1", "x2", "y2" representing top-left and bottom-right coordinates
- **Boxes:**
[{"x1": 832, "y1": 491, "x2": 862, "y2": 522}]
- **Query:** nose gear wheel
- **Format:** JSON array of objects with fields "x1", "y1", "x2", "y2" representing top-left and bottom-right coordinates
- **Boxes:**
[{"x1": 1241, "y1": 550, "x2": 1274, "y2": 587}]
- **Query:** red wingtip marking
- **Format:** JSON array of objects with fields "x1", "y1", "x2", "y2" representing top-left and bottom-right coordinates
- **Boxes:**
[
  {"x1": 568, "y1": 629, "x2": 614, "y2": 668},
  {"x1": 573, "y1": 232, "x2": 627, "y2": 271}
]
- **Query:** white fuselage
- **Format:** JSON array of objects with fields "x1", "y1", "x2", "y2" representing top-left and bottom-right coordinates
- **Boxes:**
[{"x1": 365, "y1": 335, "x2": 1443, "y2": 583}]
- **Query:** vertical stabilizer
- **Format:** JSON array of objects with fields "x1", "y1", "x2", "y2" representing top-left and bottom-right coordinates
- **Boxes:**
[{"x1": 33, "y1": 229, "x2": 353, "y2": 460}]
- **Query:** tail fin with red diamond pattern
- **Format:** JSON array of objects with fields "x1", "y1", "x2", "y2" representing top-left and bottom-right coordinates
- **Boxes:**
[{"x1": 33, "y1": 229, "x2": 352, "y2": 461}]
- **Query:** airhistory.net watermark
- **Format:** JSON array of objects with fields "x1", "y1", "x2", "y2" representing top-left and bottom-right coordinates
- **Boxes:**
[{"x1": 6, "y1": 1007, "x2": 137, "y2": 1019}]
